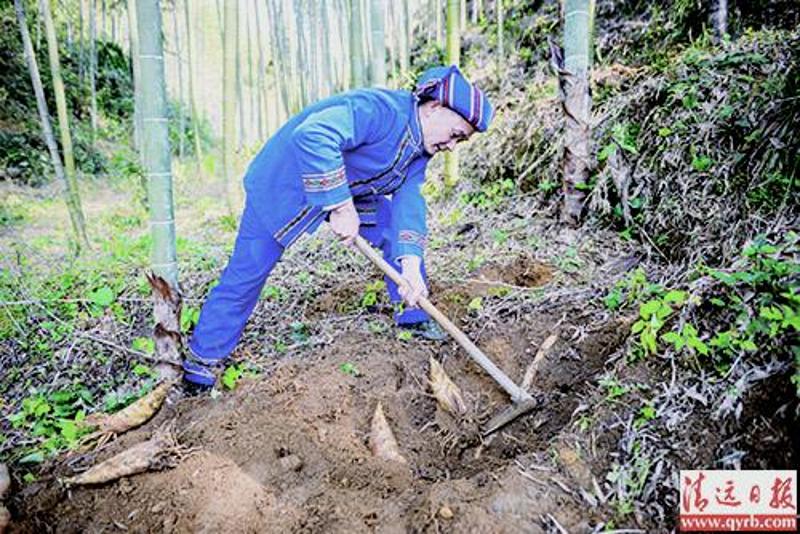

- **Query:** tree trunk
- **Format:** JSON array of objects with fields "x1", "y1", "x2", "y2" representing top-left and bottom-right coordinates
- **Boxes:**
[
  {"x1": 557, "y1": 0, "x2": 594, "y2": 226},
  {"x1": 460, "y1": 0, "x2": 466, "y2": 29},
  {"x1": 266, "y1": 0, "x2": 290, "y2": 118},
  {"x1": 41, "y1": 0, "x2": 77, "y2": 179},
  {"x1": 100, "y1": 0, "x2": 106, "y2": 39},
  {"x1": 385, "y1": 5, "x2": 394, "y2": 82},
  {"x1": 443, "y1": 0, "x2": 460, "y2": 190},
  {"x1": 496, "y1": 0, "x2": 503, "y2": 73},
  {"x1": 127, "y1": 0, "x2": 143, "y2": 154},
  {"x1": 236, "y1": 6, "x2": 245, "y2": 149},
  {"x1": 16, "y1": 0, "x2": 89, "y2": 251},
  {"x1": 319, "y1": 0, "x2": 333, "y2": 96},
  {"x1": 183, "y1": 0, "x2": 202, "y2": 161},
  {"x1": 338, "y1": 0, "x2": 350, "y2": 90},
  {"x1": 78, "y1": 0, "x2": 85, "y2": 82},
  {"x1": 170, "y1": 2, "x2": 186, "y2": 158},
  {"x1": 253, "y1": 0, "x2": 266, "y2": 139},
  {"x1": 223, "y1": 0, "x2": 242, "y2": 213},
  {"x1": 402, "y1": 0, "x2": 410, "y2": 69},
  {"x1": 435, "y1": 0, "x2": 442, "y2": 48},
  {"x1": 245, "y1": 2, "x2": 256, "y2": 139},
  {"x1": 65, "y1": 4, "x2": 73, "y2": 47},
  {"x1": 370, "y1": 0, "x2": 386, "y2": 86},
  {"x1": 471, "y1": 0, "x2": 482, "y2": 24},
  {"x1": 89, "y1": 0, "x2": 98, "y2": 139},
  {"x1": 294, "y1": 0, "x2": 309, "y2": 105},
  {"x1": 136, "y1": 0, "x2": 178, "y2": 287},
  {"x1": 713, "y1": 0, "x2": 728, "y2": 42},
  {"x1": 350, "y1": 0, "x2": 366, "y2": 87}
]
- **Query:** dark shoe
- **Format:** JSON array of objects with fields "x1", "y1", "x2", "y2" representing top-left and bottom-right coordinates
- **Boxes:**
[
  {"x1": 182, "y1": 379, "x2": 213, "y2": 397},
  {"x1": 182, "y1": 352, "x2": 219, "y2": 391},
  {"x1": 401, "y1": 320, "x2": 448, "y2": 341}
]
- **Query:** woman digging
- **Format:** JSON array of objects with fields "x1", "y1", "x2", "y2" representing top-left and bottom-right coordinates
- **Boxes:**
[{"x1": 184, "y1": 65, "x2": 494, "y2": 391}]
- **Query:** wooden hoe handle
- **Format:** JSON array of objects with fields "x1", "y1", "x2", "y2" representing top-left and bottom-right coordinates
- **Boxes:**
[{"x1": 354, "y1": 236, "x2": 531, "y2": 403}]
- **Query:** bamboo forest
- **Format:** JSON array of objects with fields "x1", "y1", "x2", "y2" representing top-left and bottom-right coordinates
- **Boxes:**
[{"x1": 0, "y1": 0, "x2": 798, "y2": 531}]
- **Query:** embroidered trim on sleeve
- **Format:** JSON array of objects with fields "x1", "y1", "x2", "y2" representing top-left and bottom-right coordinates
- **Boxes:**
[
  {"x1": 302, "y1": 166, "x2": 347, "y2": 192},
  {"x1": 398, "y1": 230, "x2": 427, "y2": 249}
]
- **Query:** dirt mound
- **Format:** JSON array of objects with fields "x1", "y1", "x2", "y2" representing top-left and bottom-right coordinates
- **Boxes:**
[{"x1": 8, "y1": 297, "x2": 628, "y2": 532}]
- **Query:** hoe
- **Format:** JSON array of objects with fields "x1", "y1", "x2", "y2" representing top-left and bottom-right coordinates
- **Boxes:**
[{"x1": 355, "y1": 236, "x2": 539, "y2": 435}]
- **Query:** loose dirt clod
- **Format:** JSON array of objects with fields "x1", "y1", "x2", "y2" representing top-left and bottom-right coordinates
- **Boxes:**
[
  {"x1": 438, "y1": 505, "x2": 454, "y2": 519},
  {"x1": 0, "y1": 504, "x2": 10, "y2": 534},
  {"x1": 279, "y1": 454, "x2": 303, "y2": 472},
  {"x1": 370, "y1": 402, "x2": 407, "y2": 464},
  {"x1": 81, "y1": 380, "x2": 174, "y2": 438},
  {"x1": 429, "y1": 357, "x2": 467, "y2": 416},
  {"x1": 66, "y1": 430, "x2": 175, "y2": 486},
  {"x1": 0, "y1": 463, "x2": 9, "y2": 498}
]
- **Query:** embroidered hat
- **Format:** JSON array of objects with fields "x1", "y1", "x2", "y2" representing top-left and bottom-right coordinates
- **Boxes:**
[{"x1": 414, "y1": 65, "x2": 494, "y2": 132}]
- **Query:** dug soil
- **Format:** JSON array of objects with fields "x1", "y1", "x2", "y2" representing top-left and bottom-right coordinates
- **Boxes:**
[{"x1": 9, "y1": 261, "x2": 631, "y2": 533}]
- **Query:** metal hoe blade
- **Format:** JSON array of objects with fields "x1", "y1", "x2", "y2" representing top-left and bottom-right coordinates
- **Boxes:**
[{"x1": 483, "y1": 395, "x2": 540, "y2": 436}]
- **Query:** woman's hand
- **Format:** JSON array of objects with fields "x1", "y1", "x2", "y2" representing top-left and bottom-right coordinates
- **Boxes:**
[
  {"x1": 398, "y1": 256, "x2": 428, "y2": 307},
  {"x1": 328, "y1": 199, "x2": 360, "y2": 246}
]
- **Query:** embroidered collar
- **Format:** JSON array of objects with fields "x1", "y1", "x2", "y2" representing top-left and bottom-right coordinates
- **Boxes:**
[{"x1": 409, "y1": 95, "x2": 425, "y2": 155}]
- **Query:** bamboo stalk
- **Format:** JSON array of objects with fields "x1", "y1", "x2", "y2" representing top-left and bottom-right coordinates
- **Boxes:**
[
  {"x1": 350, "y1": 0, "x2": 366, "y2": 87},
  {"x1": 370, "y1": 0, "x2": 386, "y2": 86},
  {"x1": 182, "y1": 0, "x2": 202, "y2": 161},
  {"x1": 443, "y1": 0, "x2": 460, "y2": 190},
  {"x1": 89, "y1": 0, "x2": 97, "y2": 139},
  {"x1": 16, "y1": 0, "x2": 89, "y2": 251},
  {"x1": 136, "y1": 0, "x2": 178, "y2": 286},
  {"x1": 170, "y1": 1, "x2": 185, "y2": 158},
  {"x1": 223, "y1": 0, "x2": 242, "y2": 212}
]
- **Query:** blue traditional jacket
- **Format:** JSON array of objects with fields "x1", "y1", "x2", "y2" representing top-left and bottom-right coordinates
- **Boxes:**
[{"x1": 243, "y1": 88, "x2": 431, "y2": 260}]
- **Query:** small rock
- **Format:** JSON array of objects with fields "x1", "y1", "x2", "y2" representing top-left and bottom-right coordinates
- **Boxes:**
[
  {"x1": 438, "y1": 505, "x2": 454, "y2": 519},
  {"x1": 151, "y1": 501, "x2": 166, "y2": 514},
  {"x1": 118, "y1": 479, "x2": 134, "y2": 494},
  {"x1": 279, "y1": 454, "x2": 303, "y2": 472}
]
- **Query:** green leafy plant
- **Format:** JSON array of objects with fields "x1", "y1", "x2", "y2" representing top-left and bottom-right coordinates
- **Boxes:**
[
  {"x1": 8, "y1": 387, "x2": 93, "y2": 459},
  {"x1": 468, "y1": 297, "x2": 483, "y2": 312},
  {"x1": 661, "y1": 323, "x2": 709, "y2": 356},
  {"x1": 633, "y1": 402, "x2": 657, "y2": 429},
  {"x1": 361, "y1": 280, "x2": 386, "y2": 308},
  {"x1": 396, "y1": 330, "x2": 413, "y2": 342},
  {"x1": 290, "y1": 322, "x2": 310, "y2": 343},
  {"x1": 630, "y1": 290, "x2": 687, "y2": 357},
  {"x1": 339, "y1": 362, "x2": 361, "y2": 377},
  {"x1": 222, "y1": 364, "x2": 243, "y2": 390},
  {"x1": 598, "y1": 376, "x2": 630, "y2": 401},
  {"x1": 132, "y1": 363, "x2": 155, "y2": 378},
  {"x1": 261, "y1": 285, "x2": 285, "y2": 301},
  {"x1": 460, "y1": 178, "x2": 516, "y2": 209},
  {"x1": 131, "y1": 336, "x2": 155, "y2": 355},
  {"x1": 180, "y1": 306, "x2": 201, "y2": 332}
]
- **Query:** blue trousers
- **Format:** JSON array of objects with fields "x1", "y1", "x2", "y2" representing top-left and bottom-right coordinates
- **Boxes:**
[{"x1": 185, "y1": 196, "x2": 430, "y2": 385}]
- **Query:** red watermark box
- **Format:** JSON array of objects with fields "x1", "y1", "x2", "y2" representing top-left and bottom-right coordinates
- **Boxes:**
[{"x1": 679, "y1": 470, "x2": 797, "y2": 531}]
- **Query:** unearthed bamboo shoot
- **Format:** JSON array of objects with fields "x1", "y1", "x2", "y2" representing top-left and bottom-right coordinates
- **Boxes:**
[
  {"x1": 82, "y1": 381, "x2": 173, "y2": 435},
  {"x1": 370, "y1": 402, "x2": 407, "y2": 464},
  {"x1": 66, "y1": 432, "x2": 172, "y2": 485},
  {"x1": 429, "y1": 357, "x2": 467, "y2": 416}
]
